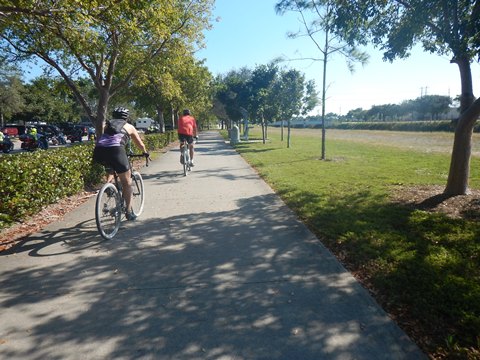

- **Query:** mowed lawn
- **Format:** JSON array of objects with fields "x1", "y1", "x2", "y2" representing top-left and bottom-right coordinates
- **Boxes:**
[{"x1": 233, "y1": 127, "x2": 480, "y2": 359}]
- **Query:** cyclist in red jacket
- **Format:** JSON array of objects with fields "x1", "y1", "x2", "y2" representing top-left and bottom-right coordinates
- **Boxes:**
[{"x1": 177, "y1": 109, "x2": 198, "y2": 166}]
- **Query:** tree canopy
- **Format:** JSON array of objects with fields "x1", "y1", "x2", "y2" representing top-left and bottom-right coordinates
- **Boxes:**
[
  {"x1": 0, "y1": 0, "x2": 214, "y2": 133},
  {"x1": 215, "y1": 64, "x2": 318, "y2": 126}
]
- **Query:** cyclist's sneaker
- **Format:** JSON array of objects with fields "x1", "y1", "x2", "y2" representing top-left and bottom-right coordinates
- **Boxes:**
[
  {"x1": 125, "y1": 210, "x2": 137, "y2": 221},
  {"x1": 189, "y1": 159, "x2": 195, "y2": 167}
]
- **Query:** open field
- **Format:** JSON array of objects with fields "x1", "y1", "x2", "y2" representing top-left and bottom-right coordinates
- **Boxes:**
[
  {"x1": 296, "y1": 128, "x2": 480, "y2": 157},
  {"x1": 234, "y1": 127, "x2": 480, "y2": 359}
]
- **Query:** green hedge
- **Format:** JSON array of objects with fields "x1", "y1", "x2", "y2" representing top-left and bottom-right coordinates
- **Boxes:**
[
  {"x1": 0, "y1": 131, "x2": 176, "y2": 229},
  {"x1": 327, "y1": 120, "x2": 480, "y2": 132},
  {"x1": 142, "y1": 130, "x2": 177, "y2": 150}
]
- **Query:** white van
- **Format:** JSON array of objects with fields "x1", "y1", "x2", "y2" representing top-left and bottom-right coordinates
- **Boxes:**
[{"x1": 135, "y1": 118, "x2": 155, "y2": 130}]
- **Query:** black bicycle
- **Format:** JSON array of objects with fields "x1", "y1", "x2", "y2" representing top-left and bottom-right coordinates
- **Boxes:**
[{"x1": 95, "y1": 152, "x2": 149, "y2": 239}]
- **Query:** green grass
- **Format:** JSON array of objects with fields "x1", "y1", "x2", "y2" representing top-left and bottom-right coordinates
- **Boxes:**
[{"x1": 233, "y1": 128, "x2": 480, "y2": 359}]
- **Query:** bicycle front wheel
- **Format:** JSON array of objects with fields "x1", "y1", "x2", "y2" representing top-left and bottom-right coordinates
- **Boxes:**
[
  {"x1": 131, "y1": 171, "x2": 145, "y2": 217},
  {"x1": 95, "y1": 183, "x2": 121, "y2": 239},
  {"x1": 183, "y1": 148, "x2": 189, "y2": 176}
]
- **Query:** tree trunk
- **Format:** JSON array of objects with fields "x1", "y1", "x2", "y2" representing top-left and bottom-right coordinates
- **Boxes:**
[
  {"x1": 445, "y1": 97, "x2": 480, "y2": 195},
  {"x1": 156, "y1": 105, "x2": 165, "y2": 132},
  {"x1": 444, "y1": 58, "x2": 479, "y2": 195},
  {"x1": 261, "y1": 114, "x2": 266, "y2": 144},
  {"x1": 94, "y1": 89, "x2": 109, "y2": 137},
  {"x1": 320, "y1": 22, "x2": 329, "y2": 160},
  {"x1": 173, "y1": 107, "x2": 178, "y2": 129},
  {"x1": 456, "y1": 58, "x2": 476, "y2": 114},
  {"x1": 287, "y1": 119, "x2": 291, "y2": 148}
]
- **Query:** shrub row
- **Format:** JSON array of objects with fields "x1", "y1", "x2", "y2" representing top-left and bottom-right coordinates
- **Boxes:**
[
  {"x1": 0, "y1": 131, "x2": 176, "y2": 230},
  {"x1": 327, "y1": 120, "x2": 480, "y2": 132}
]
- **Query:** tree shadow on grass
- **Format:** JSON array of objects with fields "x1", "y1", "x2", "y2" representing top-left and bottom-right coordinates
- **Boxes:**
[
  {"x1": 417, "y1": 193, "x2": 454, "y2": 209},
  {"x1": 275, "y1": 186, "x2": 480, "y2": 357}
]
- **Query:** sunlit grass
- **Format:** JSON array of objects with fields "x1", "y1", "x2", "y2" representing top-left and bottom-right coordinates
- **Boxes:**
[{"x1": 233, "y1": 127, "x2": 480, "y2": 358}]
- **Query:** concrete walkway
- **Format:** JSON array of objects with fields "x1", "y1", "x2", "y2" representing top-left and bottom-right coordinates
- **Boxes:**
[{"x1": 0, "y1": 131, "x2": 425, "y2": 359}]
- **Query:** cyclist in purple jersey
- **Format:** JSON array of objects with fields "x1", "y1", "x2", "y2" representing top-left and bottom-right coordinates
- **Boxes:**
[{"x1": 93, "y1": 107, "x2": 149, "y2": 220}]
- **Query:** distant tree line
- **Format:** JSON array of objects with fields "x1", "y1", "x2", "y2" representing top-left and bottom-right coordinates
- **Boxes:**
[
  {"x1": 344, "y1": 95, "x2": 455, "y2": 122},
  {"x1": 290, "y1": 94, "x2": 456, "y2": 126}
]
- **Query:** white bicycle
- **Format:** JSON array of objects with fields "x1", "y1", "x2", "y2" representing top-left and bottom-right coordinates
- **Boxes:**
[{"x1": 180, "y1": 138, "x2": 191, "y2": 176}]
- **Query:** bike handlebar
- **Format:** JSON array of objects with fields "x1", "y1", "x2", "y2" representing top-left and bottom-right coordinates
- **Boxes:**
[{"x1": 128, "y1": 152, "x2": 151, "y2": 167}]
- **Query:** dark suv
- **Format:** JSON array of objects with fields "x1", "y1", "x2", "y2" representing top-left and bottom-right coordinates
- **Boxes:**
[
  {"x1": 58, "y1": 123, "x2": 88, "y2": 136},
  {"x1": 33, "y1": 124, "x2": 62, "y2": 137}
]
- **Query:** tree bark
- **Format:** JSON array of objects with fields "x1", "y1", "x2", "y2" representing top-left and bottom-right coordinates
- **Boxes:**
[
  {"x1": 261, "y1": 114, "x2": 266, "y2": 144},
  {"x1": 444, "y1": 58, "x2": 479, "y2": 195},
  {"x1": 94, "y1": 89, "x2": 109, "y2": 137},
  {"x1": 156, "y1": 105, "x2": 165, "y2": 132}
]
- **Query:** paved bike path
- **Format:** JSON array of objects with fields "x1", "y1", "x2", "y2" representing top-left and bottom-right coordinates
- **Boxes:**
[{"x1": 0, "y1": 131, "x2": 425, "y2": 359}]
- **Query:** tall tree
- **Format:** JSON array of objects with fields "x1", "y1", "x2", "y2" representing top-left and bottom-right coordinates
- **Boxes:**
[
  {"x1": 215, "y1": 68, "x2": 252, "y2": 127},
  {"x1": 0, "y1": 0, "x2": 213, "y2": 135},
  {"x1": 324, "y1": 0, "x2": 480, "y2": 195},
  {"x1": 276, "y1": 0, "x2": 369, "y2": 159},
  {"x1": 248, "y1": 63, "x2": 279, "y2": 143},
  {"x1": 273, "y1": 68, "x2": 319, "y2": 147}
]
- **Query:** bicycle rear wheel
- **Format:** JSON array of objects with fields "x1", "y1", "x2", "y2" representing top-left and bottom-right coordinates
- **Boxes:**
[
  {"x1": 182, "y1": 146, "x2": 189, "y2": 176},
  {"x1": 95, "y1": 183, "x2": 121, "y2": 239},
  {"x1": 131, "y1": 171, "x2": 145, "y2": 216}
]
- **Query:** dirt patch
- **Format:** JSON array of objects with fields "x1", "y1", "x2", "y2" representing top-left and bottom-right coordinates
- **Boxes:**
[{"x1": 390, "y1": 184, "x2": 480, "y2": 219}]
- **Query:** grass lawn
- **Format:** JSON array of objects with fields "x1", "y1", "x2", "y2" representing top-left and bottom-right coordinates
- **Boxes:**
[{"x1": 232, "y1": 127, "x2": 480, "y2": 359}]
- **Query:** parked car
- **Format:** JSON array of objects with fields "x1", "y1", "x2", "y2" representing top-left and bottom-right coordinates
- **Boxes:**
[
  {"x1": 58, "y1": 123, "x2": 88, "y2": 137},
  {"x1": 1, "y1": 124, "x2": 26, "y2": 136}
]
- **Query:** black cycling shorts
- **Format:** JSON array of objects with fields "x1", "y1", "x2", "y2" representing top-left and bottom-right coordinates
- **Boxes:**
[
  {"x1": 178, "y1": 133, "x2": 194, "y2": 144},
  {"x1": 93, "y1": 146, "x2": 130, "y2": 174}
]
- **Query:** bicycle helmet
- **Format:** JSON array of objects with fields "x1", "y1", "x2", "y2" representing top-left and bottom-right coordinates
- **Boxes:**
[
  {"x1": 112, "y1": 107, "x2": 130, "y2": 120},
  {"x1": 183, "y1": 109, "x2": 191, "y2": 116}
]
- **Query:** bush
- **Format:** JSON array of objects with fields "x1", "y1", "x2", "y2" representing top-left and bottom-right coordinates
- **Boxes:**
[
  {"x1": 142, "y1": 130, "x2": 177, "y2": 151},
  {"x1": 0, "y1": 131, "x2": 176, "y2": 229}
]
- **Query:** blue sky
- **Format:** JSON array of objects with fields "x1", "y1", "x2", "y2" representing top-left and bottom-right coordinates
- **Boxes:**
[{"x1": 196, "y1": 0, "x2": 480, "y2": 114}]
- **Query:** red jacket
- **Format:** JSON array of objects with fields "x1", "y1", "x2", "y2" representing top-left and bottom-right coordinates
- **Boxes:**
[{"x1": 178, "y1": 115, "x2": 197, "y2": 136}]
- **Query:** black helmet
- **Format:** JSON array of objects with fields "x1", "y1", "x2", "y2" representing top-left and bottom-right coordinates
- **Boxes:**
[
  {"x1": 112, "y1": 107, "x2": 129, "y2": 119},
  {"x1": 183, "y1": 109, "x2": 191, "y2": 116}
]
